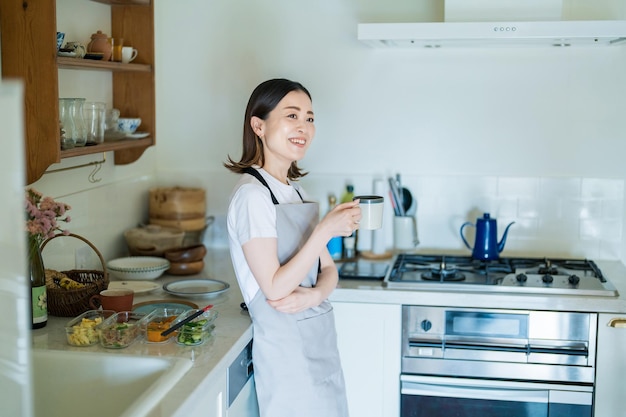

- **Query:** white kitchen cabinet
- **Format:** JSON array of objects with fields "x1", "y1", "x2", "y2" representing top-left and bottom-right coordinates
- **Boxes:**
[
  {"x1": 176, "y1": 371, "x2": 227, "y2": 417},
  {"x1": 333, "y1": 301, "x2": 401, "y2": 417},
  {"x1": 594, "y1": 313, "x2": 626, "y2": 417}
]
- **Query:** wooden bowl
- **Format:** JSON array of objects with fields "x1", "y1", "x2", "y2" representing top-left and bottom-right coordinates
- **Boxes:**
[
  {"x1": 166, "y1": 260, "x2": 204, "y2": 276},
  {"x1": 163, "y1": 244, "x2": 207, "y2": 263}
]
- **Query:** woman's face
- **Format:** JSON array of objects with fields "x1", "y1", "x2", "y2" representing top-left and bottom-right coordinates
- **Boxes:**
[{"x1": 253, "y1": 90, "x2": 315, "y2": 170}]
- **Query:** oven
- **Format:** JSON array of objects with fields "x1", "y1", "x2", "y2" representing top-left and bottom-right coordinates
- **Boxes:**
[{"x1": 401, "y1": 306, "x2": 597, "y2": 417}]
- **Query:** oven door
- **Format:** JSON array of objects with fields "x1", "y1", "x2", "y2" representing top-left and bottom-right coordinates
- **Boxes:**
[{"x1": 400, "y1": 375, "x2": 592, "y2": 417}]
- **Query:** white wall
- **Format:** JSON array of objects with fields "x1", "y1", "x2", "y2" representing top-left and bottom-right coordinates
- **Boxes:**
[
  {"x1": 25, "y1": 0, "x2": 626, "y2": 263},
  {"x1": 154, "y1": 0, "x2": 626, "y2": 261}
]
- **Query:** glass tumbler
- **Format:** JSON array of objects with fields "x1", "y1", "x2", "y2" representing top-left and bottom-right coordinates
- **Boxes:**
[
  {"x1": 58, "y1": 98, "x2": 76, "y2": 150},
  {"x1": 84, "y1": 102, "x2": 106, "y2": 145},
  {"x1": 70, "y1": 98, "x2": 87, "y2": 147}
]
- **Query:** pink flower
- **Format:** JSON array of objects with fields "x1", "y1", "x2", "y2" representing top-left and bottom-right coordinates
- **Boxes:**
[{"x1": 25, "y1": 188, "x2": 71, "y2": 246}]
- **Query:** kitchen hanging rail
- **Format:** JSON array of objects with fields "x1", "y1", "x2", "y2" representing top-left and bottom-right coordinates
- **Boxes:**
[{"x1": 45, "y1": 153, "x2": 106, "y2": 183}]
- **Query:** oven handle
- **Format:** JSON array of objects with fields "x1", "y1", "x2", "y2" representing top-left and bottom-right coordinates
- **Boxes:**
[{"x1": 401, "y1": 379, "x2": 549, "y2": 403}]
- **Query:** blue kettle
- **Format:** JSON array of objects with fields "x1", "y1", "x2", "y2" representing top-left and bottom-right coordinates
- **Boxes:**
[{"x1": 460, "y1": 213, "x2": 514, "y2": 260}]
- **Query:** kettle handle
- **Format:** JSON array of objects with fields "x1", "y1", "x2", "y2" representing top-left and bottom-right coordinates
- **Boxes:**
[{"x1": 460, "y1": 222, "x2": 474, "y2": 250}]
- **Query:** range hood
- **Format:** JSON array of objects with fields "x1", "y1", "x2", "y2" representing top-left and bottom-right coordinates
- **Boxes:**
[{"x1": 358, "y1": 20, "x2": 626, "y2": 48}]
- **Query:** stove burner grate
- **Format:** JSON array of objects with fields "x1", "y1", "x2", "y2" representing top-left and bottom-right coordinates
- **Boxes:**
[{"x1": 422, "y1": 269, "x2": 466, "y2": 282}]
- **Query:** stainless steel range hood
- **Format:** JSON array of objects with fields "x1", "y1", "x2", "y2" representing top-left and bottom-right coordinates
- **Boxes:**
[{"x1": 358, "y1": 20, "x2": 626, "y2": 48}]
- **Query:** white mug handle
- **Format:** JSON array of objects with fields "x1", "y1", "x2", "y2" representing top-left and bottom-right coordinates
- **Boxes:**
[{"x1": 129, "y1": 48, "x2": 138, "y2": 62}]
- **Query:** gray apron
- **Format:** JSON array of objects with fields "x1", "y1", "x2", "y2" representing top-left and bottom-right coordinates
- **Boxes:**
[{"x1": 244, "y1": 168, "x2": 349, "y2": 417}]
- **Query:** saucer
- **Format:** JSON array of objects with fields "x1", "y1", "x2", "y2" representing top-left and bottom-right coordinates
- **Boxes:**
[
  {"x1": 126, "y1": 132, "x2": 149, "y2": 139},
  {"x1": 104, "y1": 130, "x2": 127, "y2": 141},
  {"x1": 84, "y1": 53, "x2": 104, "y2": 60},
  {"x1": 57, "y1": 51, "x2": 77, "y2": 58}
]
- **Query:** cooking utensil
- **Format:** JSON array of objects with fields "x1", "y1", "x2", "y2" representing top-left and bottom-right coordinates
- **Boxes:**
[
  {"x1": 460, "y1": 213, "x2": 515, "y2": 260},
  {"x1": 388, "y1": 177, "x2": 405, "y2": 216},
  {"x1": 161, "y1": 304, "x2": 213, "y2": 337}
]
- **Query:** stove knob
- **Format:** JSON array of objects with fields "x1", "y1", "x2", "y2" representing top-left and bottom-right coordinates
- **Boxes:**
[
  {"x1": 542, "y1": 274, "x2": 554, "y2": 284},
  {"x1": 568, "y1": 274, "x2": 580, "y2": 285},
  {"x1": 420, "y1": 319, "x2": 432, "y2": 332},
  {"x1": 515, "y1": 273, "x2": 527, "y2": 283}
]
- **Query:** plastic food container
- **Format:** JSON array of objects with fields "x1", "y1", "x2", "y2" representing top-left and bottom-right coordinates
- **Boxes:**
[
  {"x1": 173, "y1": 308, "x2": 218, "y2": 346},
  {"x1": 98, "y1": 311, "x2": 145, "y2": 349},
  {"x1": 141, "y1": 307, "x2": 186, "y2": 343},
  {"x1": 65, "y1": 309, "x2": 115, "y2": 347}
]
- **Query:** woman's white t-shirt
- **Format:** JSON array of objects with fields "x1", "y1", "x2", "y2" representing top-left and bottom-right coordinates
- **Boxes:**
[{"x1": 227, "y1": 167, "x2": 307, "y2": 304}]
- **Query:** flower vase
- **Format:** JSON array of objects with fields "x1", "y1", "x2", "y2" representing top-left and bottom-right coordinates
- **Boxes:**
[{"x1": 29, "y1": 236, "x2": 47, "y2": 329}]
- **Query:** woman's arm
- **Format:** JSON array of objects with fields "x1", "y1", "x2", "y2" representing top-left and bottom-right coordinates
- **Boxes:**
[
  {"x1": 267, "y1": 247, "x2": 338, "y2": 313},
  {"x1": 242, "y1": 200, "x2": 360, "y2": 302}
]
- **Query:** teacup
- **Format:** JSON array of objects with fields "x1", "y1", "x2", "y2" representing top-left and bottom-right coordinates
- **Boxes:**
[
  {"x1": 89, "y1": 289, "x2": 134, "y2": 312},
  {"x1": 63, "y1": 41, "x2": 86, "y2": 58},
  {"x1": 56, "y1": 32, "x2": 65, "y2": 51},
  {"x1": 121, "y1": 46, "x2": 138, "y2": 64},
  {"x1": 117, "y1": 117, "x2": 142, "y2": 134}
]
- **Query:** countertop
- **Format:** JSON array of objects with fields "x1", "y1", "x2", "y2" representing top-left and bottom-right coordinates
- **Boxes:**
[
  {"x1": 330, "y1": 257, "x2": 626, "y2": 314},
  {"x1": 32, "y1": 248, "x2": 253, "y2": 417},
  {"x1": 32, "y1": 249, "x2": 626, "y2": 416}
]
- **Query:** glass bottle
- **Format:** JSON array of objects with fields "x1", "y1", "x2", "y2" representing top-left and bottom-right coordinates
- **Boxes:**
[
  {"x1": 70, "y1": 98, "x2": 87, "y2": 147},
  {"x1": 340, "y1": 184, "x2": 357, "y2": 259},
  {"x1": 58, "y1": 98, "x2": 76, "y2": 150},
  {"x1": 28, "y1": 235, "x2": 47, "y2": 329},
  {"x1": 326, "y1": 194, "x2": 343, "y2": 260}
]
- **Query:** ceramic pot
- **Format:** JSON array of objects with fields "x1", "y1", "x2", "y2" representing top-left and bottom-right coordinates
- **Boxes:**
[{"x1": 87, "y1": 30, "x2": 112, "y2": 61}]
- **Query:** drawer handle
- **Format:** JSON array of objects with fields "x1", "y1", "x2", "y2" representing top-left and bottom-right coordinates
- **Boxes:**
[{"x1": 608, "y1": 318, "x2": 626, "y2": 328}]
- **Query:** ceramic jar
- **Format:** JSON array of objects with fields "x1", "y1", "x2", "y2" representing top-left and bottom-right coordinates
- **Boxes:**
[{"x1": 87, "y1": 30, "x2": 112, "y2": 61}]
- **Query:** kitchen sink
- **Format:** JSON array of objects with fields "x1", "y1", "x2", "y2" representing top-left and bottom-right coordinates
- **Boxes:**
[{"x1": 32, "y1": 349, "x2": 192, "y2": 417}]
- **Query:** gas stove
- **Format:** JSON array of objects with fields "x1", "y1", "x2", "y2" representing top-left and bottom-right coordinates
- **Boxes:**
[{"x1": 384, "y1": 253, "x2": 619, "y2": 297}]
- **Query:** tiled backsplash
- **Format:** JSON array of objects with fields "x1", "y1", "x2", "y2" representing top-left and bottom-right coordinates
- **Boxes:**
[{"x1": 300, "y1": 174, "x2": 624, "y2": 260}]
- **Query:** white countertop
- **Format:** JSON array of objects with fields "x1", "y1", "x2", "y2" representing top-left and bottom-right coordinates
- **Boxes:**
[
  {"x1": 32, "y1": 249, "x2": 626, "y2": 416},
  {"x1": 32, "y1": 249, "x2": 253, "y2": 417}
]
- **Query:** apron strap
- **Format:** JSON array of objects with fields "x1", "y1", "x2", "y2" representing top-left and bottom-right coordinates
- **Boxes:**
[
  {"x1": 243, "y1": 167, "x2": 303, "y2": 204},
  {"x1": 242, "y1": 167, "x2": 321, "y2": 276}
]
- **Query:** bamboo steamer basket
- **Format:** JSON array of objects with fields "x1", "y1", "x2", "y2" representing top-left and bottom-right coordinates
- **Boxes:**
[{"x1": 149, "y1": 187, "x2": 206, "y2": 231}]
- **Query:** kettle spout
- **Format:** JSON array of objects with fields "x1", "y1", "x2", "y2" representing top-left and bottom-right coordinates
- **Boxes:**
[{"x1": 497, "y1": 221, "x2": 515, "y2": 253}]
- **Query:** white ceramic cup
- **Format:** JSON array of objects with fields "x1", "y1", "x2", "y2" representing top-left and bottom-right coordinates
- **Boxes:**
[
  {"x1": 121, "y1": 46, "x2": 138, "y2": 64},
  {"x1": 393, "y1": 215, "x2": 419, "y2": 250},
  {"x1": 354, "y1": 195, "x2": 384, "y2": 230}
]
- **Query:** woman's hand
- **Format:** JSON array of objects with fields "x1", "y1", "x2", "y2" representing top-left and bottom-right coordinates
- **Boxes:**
[
  {"x1": 267, "y1": 286, "x2": 322, "y2": 313},
  {"x1": 317, "y1": 199, "x2": 361, "y2": 240}
]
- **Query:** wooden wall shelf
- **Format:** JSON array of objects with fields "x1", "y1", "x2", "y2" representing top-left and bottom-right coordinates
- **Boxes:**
[{"x1": 0, "y1": 0, "x2": 155, "y2": 184}]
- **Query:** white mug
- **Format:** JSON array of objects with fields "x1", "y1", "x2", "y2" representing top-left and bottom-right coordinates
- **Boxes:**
[
  {"x1": 121, "y1": 46, "x2": 138, "y2": 64},
  {"x1": 354, "y1": 195, "x2": 384, "y2": 230}
]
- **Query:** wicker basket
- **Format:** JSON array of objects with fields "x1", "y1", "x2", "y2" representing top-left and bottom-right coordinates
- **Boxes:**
[{"x1": 41, "y1": 233, "x2": 109, "y2": 317}]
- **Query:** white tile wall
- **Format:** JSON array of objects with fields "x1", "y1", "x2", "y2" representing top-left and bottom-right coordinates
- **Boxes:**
[{"x1": 199, "y1": 171, "x2": 624, "y2": 260}]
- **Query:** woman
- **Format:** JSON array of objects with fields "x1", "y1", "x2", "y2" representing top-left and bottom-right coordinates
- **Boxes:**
[{"x1": 224, "y1": 78, "x2": 360, "y2": 417}]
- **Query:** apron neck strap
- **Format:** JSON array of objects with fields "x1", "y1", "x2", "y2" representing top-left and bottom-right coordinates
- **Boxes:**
[{"x1": 243, "y1": 167, "x2": 303, "y2": 204}]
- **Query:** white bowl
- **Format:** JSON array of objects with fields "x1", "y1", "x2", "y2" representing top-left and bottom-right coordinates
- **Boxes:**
[
  {"x1": 107, "y1": 256, "x2": 170, "y2": 280},
  {"x1": 117, "y1": 117, "x2": 142, "y2": 134}
]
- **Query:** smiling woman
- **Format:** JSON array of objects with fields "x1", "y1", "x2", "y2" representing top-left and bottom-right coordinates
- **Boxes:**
[{"x1": 223, "y1": 79, "x2": 360, "y2": 417}]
